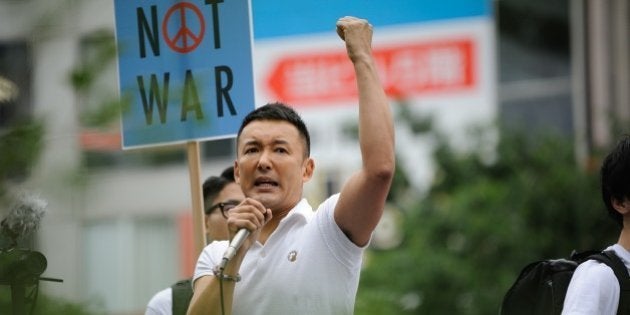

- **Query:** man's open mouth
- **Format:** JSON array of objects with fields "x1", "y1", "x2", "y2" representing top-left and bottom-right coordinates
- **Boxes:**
[{"x1": 254, "y1": 177, "x2": 279, "y2": 187}]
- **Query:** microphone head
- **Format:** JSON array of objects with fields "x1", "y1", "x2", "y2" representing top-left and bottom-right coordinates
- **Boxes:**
[{"x1": 1, "y1": 191, "x2": 46, "y2": 248}]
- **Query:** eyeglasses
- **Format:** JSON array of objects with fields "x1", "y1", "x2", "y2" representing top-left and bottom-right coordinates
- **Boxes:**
[{"x1": 206, "y1": 200, "x2": 240, "y2": 218}]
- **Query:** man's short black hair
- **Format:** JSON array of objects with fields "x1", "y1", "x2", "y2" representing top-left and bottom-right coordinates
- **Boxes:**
[
  {"x1": 237, "y1": 102, "x2": 311, "y2": 157},
  {"x1": 202, "y1": 166, "x2": 235, "y2": 214},
  {"x1": 601, "y1": 134, "x2": 630, "y2": 227}
]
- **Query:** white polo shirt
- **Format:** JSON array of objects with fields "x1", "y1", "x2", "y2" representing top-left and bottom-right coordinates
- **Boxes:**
[
  {"x1": 563, "y1": 244, "x2": 630, "y2": 314},
  {"x1": 193, "y1": 194, "x2": 365, "y2": 315},
  {"x1": 145, "y1": 287, "x2": 171, "y2": 315}
]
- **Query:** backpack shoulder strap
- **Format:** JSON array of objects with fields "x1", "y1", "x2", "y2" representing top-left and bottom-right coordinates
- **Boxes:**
[
  {"x1": 171, "y1": 279, "x2": 194, "y2": 315},
  {"x1": 589, "y1": 250, "x2": 630, "y2": 315}
]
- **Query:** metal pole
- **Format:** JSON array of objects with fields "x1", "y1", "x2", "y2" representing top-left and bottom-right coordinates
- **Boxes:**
[
  {"x1": 10, "y1": 284, "x2": 25, "y2": 315},
  {"x1": 570, "y1": 0, "x2": 590, "y2": 168}
]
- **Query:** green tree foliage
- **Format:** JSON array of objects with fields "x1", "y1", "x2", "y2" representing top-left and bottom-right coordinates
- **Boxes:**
[
  {"x1": 0, "y1": 285, "x2": 103, "y2": 315},
  {"x1": 356, "y1": 128, "x2": 618, "y2": 314},
  {"x1": 0, "y1": 120, "x2": 43, "y2": 197},
  {"x1": 0, "y1": 26, "x2": 108, "y2": 315}
]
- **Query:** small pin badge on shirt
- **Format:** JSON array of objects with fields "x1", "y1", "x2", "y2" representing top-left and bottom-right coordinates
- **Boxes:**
[{"x1": 288, "y1": 250, "x2": 298, "y2": 262}]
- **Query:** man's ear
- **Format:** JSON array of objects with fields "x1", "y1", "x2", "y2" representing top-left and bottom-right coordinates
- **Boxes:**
[
  {"x1": 612, "y1": 197, "x2": 630, "y2": 215},
  {"x1": 234, "y1": 160, "x2": 240, "y2": 184},
  {"x1": 204, "y1": 214, "x2": 211, "y2": 231},
  {"x1": 302, "y1": 157, "x2": 315, "y2": 183}
]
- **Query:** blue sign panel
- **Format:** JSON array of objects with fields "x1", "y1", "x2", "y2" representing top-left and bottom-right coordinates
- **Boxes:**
[
  {"x1": 114, "y1": 0, "x2": 255, "y2": 148},
  {"x1": 252, "y1": 0, "x2": 492, "y2": 39}
]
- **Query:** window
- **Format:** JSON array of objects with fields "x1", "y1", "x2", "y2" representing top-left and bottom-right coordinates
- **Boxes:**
[{"x1": 0, "y1": 41, "x2": 31, "y2": 127}]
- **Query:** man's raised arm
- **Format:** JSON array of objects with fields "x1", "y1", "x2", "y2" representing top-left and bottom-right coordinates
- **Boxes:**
[{"x1": 334, "y1": 16, "x2": 395, "y2": 247}]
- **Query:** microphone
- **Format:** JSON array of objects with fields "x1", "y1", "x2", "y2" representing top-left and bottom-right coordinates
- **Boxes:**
[
  {"x1": 1, "y1": 192, "x2": 46, "y2": 249},
  {"x1": 218, "y1": 228, "x2": 250, "y2": 270}
]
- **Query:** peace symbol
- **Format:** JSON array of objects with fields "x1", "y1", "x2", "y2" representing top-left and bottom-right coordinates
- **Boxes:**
[{"x1": 162, "y1": 2, "x2": 206, "y2": 53}]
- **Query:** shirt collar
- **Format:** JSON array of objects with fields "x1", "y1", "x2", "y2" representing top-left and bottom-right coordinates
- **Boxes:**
[{"x1": 280, "y1": 198, "x2": 314, "y2": 225}]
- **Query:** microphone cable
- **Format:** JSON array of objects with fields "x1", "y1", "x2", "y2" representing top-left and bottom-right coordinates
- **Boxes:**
[{"x1": 218, "y1": 270, "x2": 226, "y2": 315}]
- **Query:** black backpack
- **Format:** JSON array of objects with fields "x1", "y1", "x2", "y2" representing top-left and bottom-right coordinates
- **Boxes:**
[
  {"x1": 500, "y1": 250, "x2": 630, "y2": 315},
  {"x1": 171, "y1": 279, "x2": 194, "y2": 315}
]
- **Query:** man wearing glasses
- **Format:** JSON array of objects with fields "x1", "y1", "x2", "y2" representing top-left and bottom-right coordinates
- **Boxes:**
[
  {"x1": 145, "y1": 166, "x2": 245, "y2": 315},
  {"x1": 203, "y1": 167, "x2": 245, "y2": 244}
]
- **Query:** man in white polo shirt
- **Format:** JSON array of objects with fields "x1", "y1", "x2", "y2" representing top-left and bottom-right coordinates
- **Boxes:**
[
  {"x1": 562, "y1": 135, "x2": 630, "y2": 314},
  {"x1": 187, "y1": 16, "x2": 395, "y2": 315}
]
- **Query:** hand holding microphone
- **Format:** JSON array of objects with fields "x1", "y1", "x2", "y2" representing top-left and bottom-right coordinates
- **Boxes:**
[{"x1": 218, "y1": 198, "x2": 271, "y2": 270}]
